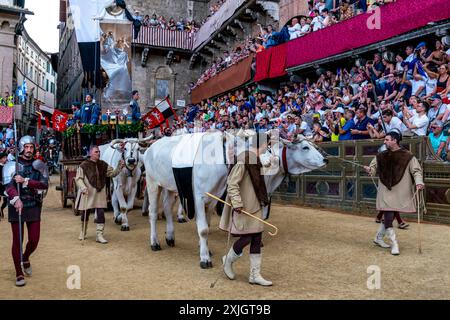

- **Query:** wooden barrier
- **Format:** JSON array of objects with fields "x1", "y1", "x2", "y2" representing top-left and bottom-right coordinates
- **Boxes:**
[{"x1": 272, "y1": 137, "x2": 450, "y2": 224}]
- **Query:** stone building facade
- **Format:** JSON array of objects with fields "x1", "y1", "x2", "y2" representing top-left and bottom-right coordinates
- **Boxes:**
[{"x1": 57, "y1": 0, "x2": 283, "y2": 114}]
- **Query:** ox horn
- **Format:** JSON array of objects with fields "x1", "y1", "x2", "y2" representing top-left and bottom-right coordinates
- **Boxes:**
[{"x1": 110, "y1": 139, "x2": 125, "y2": 149}]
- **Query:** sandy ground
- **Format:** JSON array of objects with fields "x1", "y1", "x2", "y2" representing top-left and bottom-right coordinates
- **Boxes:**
[{"x1": 1, "y1": 175, "x2": 450, "y2": 300}]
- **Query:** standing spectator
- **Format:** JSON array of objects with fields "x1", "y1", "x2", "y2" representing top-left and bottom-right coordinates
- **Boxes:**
[
  {"x1": 287, "y1": 18, "x2": 301, "y2": 40},
  {"x1": 5, "y1": 124, "x2": 14, "y2": 142},
  {"x1": 129, "y1": 90, "x2": 142, "y2": 124}
]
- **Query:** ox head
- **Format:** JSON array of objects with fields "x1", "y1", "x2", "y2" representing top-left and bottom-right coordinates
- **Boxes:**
[
  {"x1": 110, "y1": 135, "x2": 154, "y2": 170},
  {"x1": 278, "y1": 134, "x2": 328, "y2": 175}
]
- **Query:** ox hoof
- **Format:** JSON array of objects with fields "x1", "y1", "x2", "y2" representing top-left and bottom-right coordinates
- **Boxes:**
[
  {"x1": 114, "y1": 217, "x2": 121, "y2": 225},
  {"x1": 177, "y1": 218, "x2": 188, "y2": 223},
  {"x1": 200, "y1": 261, "x2": 213, "y2": 269},
  {"x1": 166, "y1": 238, "x2": 175, "y2": 247},
  {"x1": 151, "y1": 244, "x2": 162, "y2": 251},
  {"x1": 120, "y1": 225, "x2": 130, "y2": 231}
]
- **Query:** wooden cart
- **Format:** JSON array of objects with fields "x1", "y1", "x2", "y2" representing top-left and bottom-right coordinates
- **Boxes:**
[{"x1": 55, "y1": 129, "x2": 112, "y2": 213}]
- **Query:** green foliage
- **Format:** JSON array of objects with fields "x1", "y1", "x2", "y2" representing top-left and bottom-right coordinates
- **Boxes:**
[{"x1": 118, "y1": 122, "x2": 144, "y2": 134}]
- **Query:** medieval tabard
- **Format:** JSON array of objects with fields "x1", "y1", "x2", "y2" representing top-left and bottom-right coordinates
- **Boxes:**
[
  {"x1": 74, "y1": 159, "x2": 121, "y2": 210},
  {"x1": 5, "y1": 157, "x2": 49, "y2": 222},
  {"x1": 219, "y1": 151, "x2": 269, "y2": 235},
  {"x1": 368, "y1": 148, "x2": 424, "y2": 213}
]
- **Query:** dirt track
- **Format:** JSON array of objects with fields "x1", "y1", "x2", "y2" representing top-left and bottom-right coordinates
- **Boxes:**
[{"x1": 1, "y1": 176, "x2": 450, "y2": 300}]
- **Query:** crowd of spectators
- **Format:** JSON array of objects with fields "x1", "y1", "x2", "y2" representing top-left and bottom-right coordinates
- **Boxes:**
[
  {"x1": 180, "y1": 39, "x2": 450, "y2": 162},
  {"x1": 133, "y1": 0, "x2": 227, "y2": 35},
  {"x1": 134, "y1": 11, "x2": 201, "y2": 34},
  {"x1": 189, "y1": 0, "x2": 399, "y2": 91},
  {"x1": 189, "y1": 37, "x2": 263, "y2": 91}
]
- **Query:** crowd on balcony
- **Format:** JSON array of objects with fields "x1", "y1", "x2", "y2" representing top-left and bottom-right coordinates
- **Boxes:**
[
  {"x1": 189, "y1": 37, "x2": 264, "y2": 91},
  {"x1": 189, "y1": 0, "x2": 400, "y2": 91},
  {"x1": 181, "y1": 38, "x2": 450, "y2": 161},
  {"x1": 135, "y1": 12, "x2": 201, "y2": 34}
]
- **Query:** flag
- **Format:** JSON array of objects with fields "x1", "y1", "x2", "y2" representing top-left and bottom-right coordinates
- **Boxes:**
[
  {"x1": 52, "y1": 110, "x2": 69, "y2": 132},
  {"x1": 142, "y1": 97, "x2": 177, "y2": 129},
  {"x1": 68, "y1": 0, "x2": 114, "y2": 89},
  {"x1": 0, "y1": 106, "x2": 13, "y2": 124}
]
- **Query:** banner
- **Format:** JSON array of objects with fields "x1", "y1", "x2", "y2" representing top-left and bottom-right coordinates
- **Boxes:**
[
  {"x1": 52, "y1": 110, "x2": 69, "y2": 132},
  {"x1": 68, "y1": 0, "x2": 115, "y2": 89},
  {"x1": 142, "y1": 97, "x2": 177, "y2": 129},
  {"x1": 0, "y1": 106, "x2": 13, "y2": 125}
]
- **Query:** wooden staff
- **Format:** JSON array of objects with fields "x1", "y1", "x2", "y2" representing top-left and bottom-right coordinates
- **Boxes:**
[{"x1": 205, "y1": 192, "x2": 278, "y2": 236}]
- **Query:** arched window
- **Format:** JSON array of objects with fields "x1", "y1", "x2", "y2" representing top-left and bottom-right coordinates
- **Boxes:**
[{"x1": 152, "y1": 65, "x2": 175, "y2": 104}]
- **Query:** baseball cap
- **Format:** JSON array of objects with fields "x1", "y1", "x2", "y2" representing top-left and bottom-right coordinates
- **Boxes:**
[
  {"x1": 333, "y1": 107, "x2": 345, "y2": 114},
  {"x1": 415, "y1": 42, "x2": 426, "y2": 50},
  {"x1": 431, "y1": 93, "x2": 442, "y2": 100}
]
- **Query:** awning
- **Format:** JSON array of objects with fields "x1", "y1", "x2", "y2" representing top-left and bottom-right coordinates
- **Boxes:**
[{"x1": 191, "y1": 54, "x2": 254, "y2": 104}]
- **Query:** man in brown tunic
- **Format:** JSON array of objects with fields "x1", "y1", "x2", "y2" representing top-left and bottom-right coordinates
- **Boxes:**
[
  {"x1": 75, "y1": 145, "x2": 124, "y2": 243},
  {"x1": 364, "y1": 131, "x2": 424, "y2": 255},
  {"x1": 219, "y1": 150, "x2": 272, "y2": 286}
]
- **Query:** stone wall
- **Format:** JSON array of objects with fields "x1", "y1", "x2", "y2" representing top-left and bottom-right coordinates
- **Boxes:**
[
  {"x1": 131, "y1": 47, "x2": 203, "y2": 112},
  {"x1": 278, "y1": 0, "x2": 308, "y2": 27},
  {"x1": 0, "y1": 13, "x2": 19, "y2": 95}
]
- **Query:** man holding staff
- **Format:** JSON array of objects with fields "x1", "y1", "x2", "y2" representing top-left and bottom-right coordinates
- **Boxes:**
[
  {"x1": 75, "y1": 145, "x2": 124, "y2": 244},
  {"x1": 364, "y1": 131, "x2": 424, "y2": 255},
  {"x1": 4, "y1": 136, "x2": 48, "y2": 287},
  {"x1": 219, "y1": 142, "x2": 272, "y2": 286}
]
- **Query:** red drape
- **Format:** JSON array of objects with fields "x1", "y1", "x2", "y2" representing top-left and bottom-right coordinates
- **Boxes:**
[
  {"x1": 253, "y1": 0, "x2": 450, "y2": 82},
  {"x1": 269, "y1": 43, "x2": 288, "y2": 79},
  {"x1": 254, "y1": 49, "x2": 272, "y2": 82}
]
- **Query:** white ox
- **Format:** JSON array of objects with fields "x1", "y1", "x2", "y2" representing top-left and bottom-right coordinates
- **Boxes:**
[
  {"x1": 99, "y1": 137, "x2": 152, "y2": 231},
  {"x1": 143, "y1": 130, "x2": 328, "y2": 268}
]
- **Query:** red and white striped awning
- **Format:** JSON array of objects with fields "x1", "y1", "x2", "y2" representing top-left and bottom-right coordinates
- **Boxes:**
[{"x1": 133, "y1": 26, "x2": 194, "y2": 51}]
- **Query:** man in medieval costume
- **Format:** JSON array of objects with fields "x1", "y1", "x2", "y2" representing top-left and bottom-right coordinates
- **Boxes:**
[
  {"x1": 364, "y1": 131, "x2": 424, "y2": 255},
  {"x1": 75, "y1": 145, "x2": 124, "y2": 244},
  {"x1": 3, "y1": 136, "x2": 49, "y2": 287},
  {"x1": 219, "y1": 145, "x2": 272, "y2": 286}
]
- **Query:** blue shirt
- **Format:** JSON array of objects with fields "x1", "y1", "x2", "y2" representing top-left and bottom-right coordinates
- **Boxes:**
[
  {"x1": 339, "y1": 118, "x2": 355, "y2": 141},
  {"x1": 352, "y1": 116, "x2": 373, "y2": 140},
  {"x1": 80, "y1": 103, "x2": 93, "y2": 124},
  {"x1": 130, "y1": 100, "x2": 142, "y2": 123},
  {"x1": 428, "y1": 132, "x2": 446, "y2": 154}
]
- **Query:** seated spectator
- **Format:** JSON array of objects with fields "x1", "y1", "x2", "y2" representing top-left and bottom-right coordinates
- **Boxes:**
[
  {"x1": 350, "y1": 107, "x2": 372, "y2": 140},
  {"x1": 288, "y1": 18, "x2": 302, "y2": 40},
  {"x1": 403, "y1": 100, "x2": 430, "y2": 136},
  {"x1": 339, "y1": 0, "x2": 354, "y2": 21},
  {"x1": 428, "y1": 120, "x2": 447, "y2": 160}
]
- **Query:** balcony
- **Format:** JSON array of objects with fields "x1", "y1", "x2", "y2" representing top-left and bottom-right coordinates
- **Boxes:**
[{"x1": 132, "y1": 26, "x2": 195, "y2": 51}]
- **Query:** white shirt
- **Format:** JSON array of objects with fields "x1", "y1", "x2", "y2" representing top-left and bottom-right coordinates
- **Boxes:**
[
  {"x1": 425, "y1": 78, "x2": 437, "y2": 96},
  {"x1": 311, "y1": 16, "x2": 323, "y2": 32},
  {"x1": 300, "y1": 121, "x2": 313, "y2": 137},
  {"x1": 255, "y1": 112, "x2": 264, "y2": 122},
  {"x1": 410, "y1": 113, "x2": 429, "y2": 136},
  {"x1": 411, "y1": 79, "x2": 425, "y2": 97},
  {"x1": 288, "y1": 23, "x2": 302, "y2": 40},
  {"x1": 5, "y1": 128, "x2": 13, "y2": 140},
  {"x1": 300, "y1": 24, "x2": 310, "y2": 36},
  {"x1": 383, "y1": 116, "x2": 407, "y2": 134},
  {"x1": 227, "y1": 105, "x2": 238, "y2": 115},
  {"x1": 427, "y1": 104, "x2": 447, "y2": 122}
]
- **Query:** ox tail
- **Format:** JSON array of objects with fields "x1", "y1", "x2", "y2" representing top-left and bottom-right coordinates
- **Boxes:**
[{"x1": 172, "y1": 167, "x2": 195, "y2": 219}]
